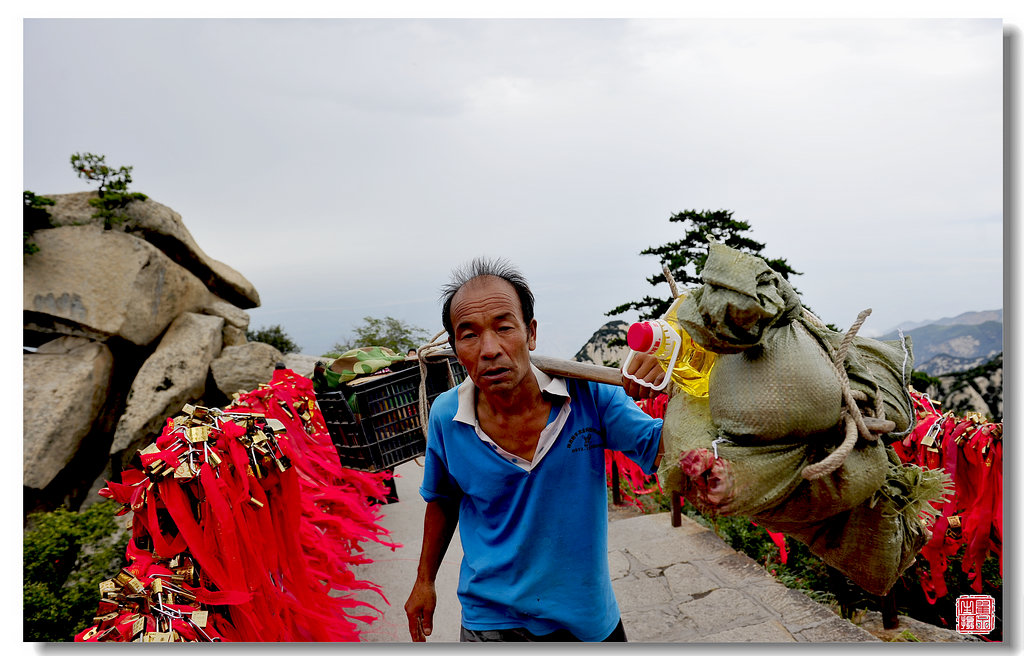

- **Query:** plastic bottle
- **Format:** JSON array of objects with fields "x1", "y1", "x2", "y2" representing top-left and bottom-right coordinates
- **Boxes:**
[{"x1": 621, "y1": 295, "x2": 716, "y2": 397}]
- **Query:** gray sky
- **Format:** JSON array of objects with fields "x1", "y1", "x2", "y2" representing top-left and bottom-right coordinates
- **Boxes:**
[{"x1": 21, "y1": 15, "x2": 1008, "y2": 360}]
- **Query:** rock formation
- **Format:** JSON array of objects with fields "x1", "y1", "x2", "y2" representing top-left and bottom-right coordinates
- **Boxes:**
[
  {"x1": 22, "y1": 193, "x2": 295, "y2": 516},
  {"x1": 573, "y1": 320, "x2": 630, "y2": 368}
]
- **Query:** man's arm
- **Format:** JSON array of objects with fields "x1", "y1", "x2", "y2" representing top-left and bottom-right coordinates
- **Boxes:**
[
  {"x1": 620, "y1": 350, "x2": 667, "y2": 470},
  {"x1": 404, "y1": 497, "x2": 460, "y2": 642}
]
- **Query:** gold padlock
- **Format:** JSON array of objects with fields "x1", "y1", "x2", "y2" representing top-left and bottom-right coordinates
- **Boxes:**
[{"x1": 191, "y1": 610, "x2": 209, "y2": 628}]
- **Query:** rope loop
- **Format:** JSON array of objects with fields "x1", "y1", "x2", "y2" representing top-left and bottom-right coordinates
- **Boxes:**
[
  {"x1": 800, "y1": 308, "x2": 887, "y2": 480},
  {"x1": 416, "y1": 331, "x2": 453, "y2": 438}
]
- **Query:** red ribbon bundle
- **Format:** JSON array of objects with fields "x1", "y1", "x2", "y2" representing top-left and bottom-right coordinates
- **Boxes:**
[
  {"x1": 892, "y1": 391, "x2": 1002, "y2": 602},
  {"x1": 605, "y1": 396, "x2": 667, "y2": 508},
  {"x1": 78, "y1": 368, "x2": 398, "y2": 642}
]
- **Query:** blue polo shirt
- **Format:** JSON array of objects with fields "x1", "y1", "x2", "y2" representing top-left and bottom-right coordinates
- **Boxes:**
[{"x1": 419, "y1": 367, "x2": 662, "y2": 641}]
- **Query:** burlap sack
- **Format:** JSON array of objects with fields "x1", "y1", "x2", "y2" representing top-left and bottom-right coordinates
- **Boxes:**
[
  {"x1": 676, "y1": 242, "x2": 801, "y2": 354},
  {"x1": 660, "y1": 392, "x2": 886, "y2": 520},
  {"x1": 822, "y1": 330, "x2": 916, "y2": 436},
  {"x1": 706, "y1": 327, "x2": 843, "y2": 441},
  {"x1": 659, "y1": 242, "x2": 938, "y2": 597},
  {"x1": 754, "y1": 449, "x2": 945, "y2": 597},
  {"x1": 675, "y1": 242, "x2": 913, "y2": 439}
]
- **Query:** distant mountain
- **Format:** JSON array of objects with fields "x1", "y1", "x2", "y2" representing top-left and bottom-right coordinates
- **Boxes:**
[
  {"x1": 573, "y1": 320, "x2": 630, "y2": 367},
  {"x1": 867, "y1": 311, "x2": 1002, "y2": 418},
  {"x1": 915, "y1": 354, "x2": 993, "y2": 377},
  {"x1": 891, "y1": 309, "x2": 1002, "y2": 332},
  {"x1": 915, "y1": 354, "x2": 1002, "y2": 422},
  {"x1": 880, "y1": 320, "x2": 1002, "y2": 370}
]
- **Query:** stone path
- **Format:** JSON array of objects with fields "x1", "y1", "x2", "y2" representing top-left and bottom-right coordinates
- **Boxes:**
[
  {"x1": 347, "y1": 459, "x2": 880, "y2": 643},
  {"x1": 607, "y1": 511, "x2": 876, "y2": 642}
]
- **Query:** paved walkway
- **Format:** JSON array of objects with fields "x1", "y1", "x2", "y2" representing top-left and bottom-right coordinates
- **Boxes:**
[{"x1": 348, "y1": 459, "x2": 879, "y2": 643}]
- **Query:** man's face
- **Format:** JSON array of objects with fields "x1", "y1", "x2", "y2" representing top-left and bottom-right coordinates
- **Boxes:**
[{"x1": 449, "y1": 275, "x2": 537, "y2": 396}]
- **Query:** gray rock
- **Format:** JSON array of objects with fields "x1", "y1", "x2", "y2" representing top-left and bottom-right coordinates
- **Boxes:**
[
  {"x1": 24, "y1": 226, "x2": 215, "y2": 346},
  {"x1": 201, "y1": 298, "x2": 251, "y2": 348},
  {"x1": 222, "y1": 324, "x2": 248, "y2": 347},
  {"x1": 573, "y1": 320, "x2": 631, "y2": 367},
  {"x1": 43, "y1": 192, "x2": 260, "y2": 309},
  {"x1": 111, "y1": 312, "x2": 224, "y2": 456},
  {"x1": 282, "y1": 353, "x2": 325, "y2": 379},
  {"x1": 80, "y1": 461, "x2": 115, "y2": 511},
  {"x1": 211, "y1": 342, "x2": 285, "y2": 398},
  {"x1": 23, "y1": 336, "x2": 113, "y2": 490},
  {"x1": 201, "y1": 298, "x2": 250, "y2": 331}
]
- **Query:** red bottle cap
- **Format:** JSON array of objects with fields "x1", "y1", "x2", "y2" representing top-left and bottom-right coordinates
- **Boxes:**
[{"x1": 627, "y1": 321, "x2": 656, "y2": 352}]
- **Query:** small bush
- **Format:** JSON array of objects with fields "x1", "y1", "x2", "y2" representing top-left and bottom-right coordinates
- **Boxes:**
[
  {"x1": 23, "y1": 501, "x2": 130, "y2": 642},
  {"x1": 23, "y1": 191, "x2": 55, "y2": 254},
  {"x1": 247, "y1": 324, "x2": 300, "y2": 354}
]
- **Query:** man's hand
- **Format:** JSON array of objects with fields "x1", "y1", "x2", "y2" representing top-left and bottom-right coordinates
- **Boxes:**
[
  {"x1": 404, "y1": 578, "x2": 437, "y2": 642},
  {"x1": 621, "y1": 351, "x2": 666, "y2": 400}
]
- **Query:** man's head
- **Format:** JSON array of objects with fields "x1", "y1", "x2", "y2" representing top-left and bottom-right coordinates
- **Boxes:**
[
  {"x1": 441, "y1": 257, "x2": 535, "y2": 351},
  {"x1": 441, "y1": 258, "x2": 537, "y2": 394}
]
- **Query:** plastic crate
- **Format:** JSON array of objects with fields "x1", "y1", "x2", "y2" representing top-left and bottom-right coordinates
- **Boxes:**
[{"x1": 319, "y1": 356, "x2": 467, "y2": 472}]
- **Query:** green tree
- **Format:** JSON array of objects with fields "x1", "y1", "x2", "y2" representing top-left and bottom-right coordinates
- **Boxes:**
[
  {"x1": 331, "y1": 315, "x2": 429, "y2": 356},
  {"x1": 247, "y1": 324, "x2": 301, "y2": 354},
  {"x1": 24, "y1": 191, "x2": 55, "y2": 254},
  {"x1": 70, "y1": 152, "x2": 148, "y2": 230},
  {"x1": 607, "y1": 209, "x2": 802, "y2": 321}
]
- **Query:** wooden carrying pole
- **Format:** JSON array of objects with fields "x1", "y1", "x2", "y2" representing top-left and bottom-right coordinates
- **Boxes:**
[
  {"x1": 430, "y1": 349, "x2": 895, "y2": 433},
  {"x1": 433, "y1": 348, "x2": 902, "y2": 626}
]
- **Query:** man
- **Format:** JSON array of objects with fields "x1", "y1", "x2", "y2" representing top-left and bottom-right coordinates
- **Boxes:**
[{"x1": 404, "y1": 257, "x2": 665, "y2": 642}]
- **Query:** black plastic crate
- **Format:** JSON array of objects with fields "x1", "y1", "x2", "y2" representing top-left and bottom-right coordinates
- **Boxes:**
[{"x1": 319, "y1": 356, "x2": 467, "y2": 472}]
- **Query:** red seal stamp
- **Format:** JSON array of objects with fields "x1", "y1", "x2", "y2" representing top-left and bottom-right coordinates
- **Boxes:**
[{"x1": 955, "y1": 595, "x2": 996, "y2": 634}]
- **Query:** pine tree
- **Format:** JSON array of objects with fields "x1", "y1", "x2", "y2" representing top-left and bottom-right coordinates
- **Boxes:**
[{"x1": 607, "y1": 209, "x2": 801, "y2": 320}]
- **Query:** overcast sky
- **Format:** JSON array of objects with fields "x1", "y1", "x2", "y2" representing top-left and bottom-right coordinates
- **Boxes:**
[{"x1": 21, "y1": 14, "x2": 1008, "y2": 360}]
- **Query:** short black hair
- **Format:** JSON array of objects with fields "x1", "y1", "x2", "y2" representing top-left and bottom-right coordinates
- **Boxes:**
[{"x1": 440, "y1": 257, "x2": 535, "y2": 351}]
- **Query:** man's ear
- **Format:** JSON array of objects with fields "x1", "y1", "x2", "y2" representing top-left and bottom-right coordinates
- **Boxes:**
[{"x1": 527, "y1": 318, "x2": 538, "y2": 351}]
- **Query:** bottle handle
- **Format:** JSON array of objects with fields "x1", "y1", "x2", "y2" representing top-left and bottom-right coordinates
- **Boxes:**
[{"x1": 620, "y1": 323, "x2": 681, "y2": 391}]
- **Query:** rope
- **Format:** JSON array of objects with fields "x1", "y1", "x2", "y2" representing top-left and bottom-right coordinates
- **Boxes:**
[
  {"x1": 889, "y1": 327, "x2": 916, "y2": 440},
  {"x1": 416, "y1": 331, "x2": 452, "y2": 438},
  {"x1": 662, "y1": 264, "x2": 680, "y2": 299},
  {"x1": 800, "y1": 308, "x2": 882, "y2": 480}
]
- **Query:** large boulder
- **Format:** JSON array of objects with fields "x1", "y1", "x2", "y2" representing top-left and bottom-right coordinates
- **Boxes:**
[
  {"x1": 222, "y1": 325, "x2": 248, "y2": 347},
  {"x1": 282, "y1": 353, "x2": 325, "y2": 379},
  {"x1": 23, "y1": 337, "x2": 114, "y2": 490},
  {"x1": 43, "y1": 192, "x2": 260, "y2": 309},
  {"x1": 201, "y1": 298, "x2": 250, "y2": 332},
  {"x1": 200, "y1": 298, "x2": 251, "y2": 348},
  {"x1": 110, "y1": 312, "x2": 224, "y2": 457},
  {"x1": 211, "y1": 342, "x2": 285, "y2": 398},
  {"x1": 24, "y1": 226, "x2": 215, "y2": 347}
]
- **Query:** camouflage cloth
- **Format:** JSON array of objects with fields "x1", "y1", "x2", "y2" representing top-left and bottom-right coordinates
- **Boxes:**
[{"x1": 322, "y1": 346, "x2": 408, "y2": 389}]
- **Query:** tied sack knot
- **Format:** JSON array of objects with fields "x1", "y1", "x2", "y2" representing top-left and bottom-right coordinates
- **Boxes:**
[{"x1": 800, "y1": 308, "x2": 895, "y2": 480}]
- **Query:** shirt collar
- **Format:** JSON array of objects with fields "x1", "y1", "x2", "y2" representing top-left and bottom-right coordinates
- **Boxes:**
[{"x1": 454, "y1": 362, "x2": 568, "y2": 426}]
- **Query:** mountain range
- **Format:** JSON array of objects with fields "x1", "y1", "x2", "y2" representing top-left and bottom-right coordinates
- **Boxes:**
[{"x1": 878, "y1": 310, "x2": 1002, "y2": 375}]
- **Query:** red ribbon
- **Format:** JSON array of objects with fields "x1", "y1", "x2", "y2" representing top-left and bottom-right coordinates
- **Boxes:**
[
  {"x1": 82, "y1": 368, "x2": 399, "y2": 642},
  {"x1": 901, "y1": 392, "x2": 1001, "y2": 603}
]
